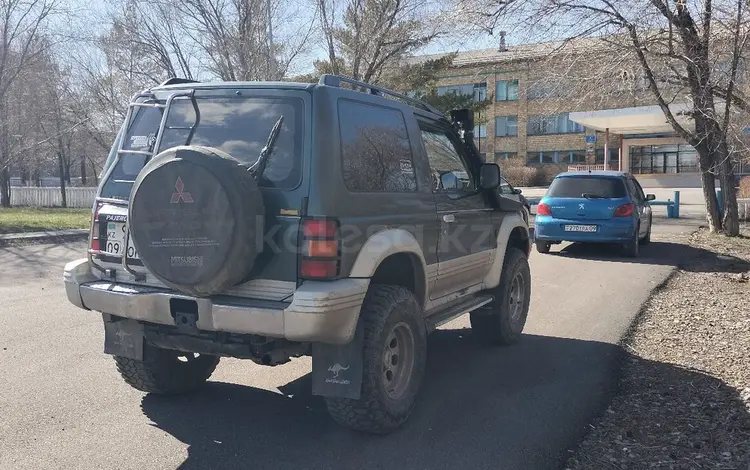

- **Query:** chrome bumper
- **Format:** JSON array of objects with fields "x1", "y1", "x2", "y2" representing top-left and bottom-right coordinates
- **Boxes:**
[{"x1": 63, "y1": 259, "x2": 369, "y2": 344}]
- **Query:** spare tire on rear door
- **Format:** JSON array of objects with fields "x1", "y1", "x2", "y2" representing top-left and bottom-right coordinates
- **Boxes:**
[{"x1": 128, "y1": 146, "x2": 264, "y2": 297}]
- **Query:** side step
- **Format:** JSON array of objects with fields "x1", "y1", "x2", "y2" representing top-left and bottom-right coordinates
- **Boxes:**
[{"x1": 424, "y1": 294, "x2": 494, "y2": 332}]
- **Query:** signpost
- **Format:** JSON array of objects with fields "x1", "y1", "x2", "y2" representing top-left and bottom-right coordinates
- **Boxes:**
[{"x1": 585, "y1": 134, "x2": 596, "y2": 161}]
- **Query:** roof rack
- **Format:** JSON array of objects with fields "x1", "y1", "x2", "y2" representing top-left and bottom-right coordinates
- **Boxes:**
[
  {"x1": 160, "y1": 77, "x2": 200, "y2": 86},
  {"x1": 319, "y1": 74, "x2": 443, "y2": 115}
]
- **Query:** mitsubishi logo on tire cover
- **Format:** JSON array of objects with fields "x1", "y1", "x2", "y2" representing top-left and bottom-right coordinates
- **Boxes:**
[{"x1": 170, "y1": 177, "x2": 194, "y2": 203}]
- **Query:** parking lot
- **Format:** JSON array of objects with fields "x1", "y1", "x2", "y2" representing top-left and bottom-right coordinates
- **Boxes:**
[{"x1": 0, "y1": 217, "x2": 699, "y2": 470}]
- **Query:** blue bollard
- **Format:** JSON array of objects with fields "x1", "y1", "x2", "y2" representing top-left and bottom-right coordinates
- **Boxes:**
[
  {"x1": 716, "y1": 188, "x2": 723, "y2": 216},
  {"x1": 673, "y1": 190, "x2": 680, "y2": 218},
  {"x1": 666, "y1": 203, "x2": 675, "y2": 218}
]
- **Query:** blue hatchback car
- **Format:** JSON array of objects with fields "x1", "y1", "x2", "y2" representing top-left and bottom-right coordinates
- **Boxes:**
[{"x1": 534, "y1": 171, "x2": 655, "y2": 257}]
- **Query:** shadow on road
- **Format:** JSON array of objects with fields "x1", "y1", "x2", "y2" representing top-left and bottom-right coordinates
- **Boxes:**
[
  {"x1": 136, "y1": 331, "x2": 746, "y2": 470},
  {"x1": 546, "y1": 241, "x2": 749, "y2": 273}
]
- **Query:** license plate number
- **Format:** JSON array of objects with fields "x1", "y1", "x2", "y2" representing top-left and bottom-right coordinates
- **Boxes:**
[
  {"x1": 564, "y1": 224, "x2": 597, "y2": 232},
  {"x1": 105, "y1": 222, "x2": 139, "y2": 259}
]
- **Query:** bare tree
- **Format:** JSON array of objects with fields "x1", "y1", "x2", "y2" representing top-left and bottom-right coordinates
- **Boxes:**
[
  {"x1": 317, "y1": 0, "x2": 446, "y2": 83},
  {"x1": 0, "y1": 0, "x2": 59, "y2": 206},
  {"x1": 454, "y1": 0, "x2": 749, "y2": 235}
]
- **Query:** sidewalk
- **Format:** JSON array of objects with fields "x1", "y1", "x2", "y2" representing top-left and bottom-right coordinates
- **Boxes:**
[{"x1": 0, "y1": 229, "x2": 88, "y2": 246}]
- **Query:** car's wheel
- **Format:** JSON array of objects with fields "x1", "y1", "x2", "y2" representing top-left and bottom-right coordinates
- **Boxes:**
[
  {"x1": 535, "y1": 240, "x2": 551, "y2": 254},
  {"x1": 623, "y1": 224, "x2": 640, "y2": 258},
  {"x1": 640, "y1": 217, "x2": 652, "y2": 245},
  {"x1": 470, "y1": 247, "x2": 531, "y2": 345},
  {"x1": 325, "y1": 285, "x2": 427, "y2": 434},
  {"x1": 114, "y1": 343, "x2": 220, "y2": 394}
]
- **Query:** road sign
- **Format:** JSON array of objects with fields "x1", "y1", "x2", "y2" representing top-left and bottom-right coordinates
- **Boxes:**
[{"x1": 585, "y1": 134, "x2": 597, "y2": 144}]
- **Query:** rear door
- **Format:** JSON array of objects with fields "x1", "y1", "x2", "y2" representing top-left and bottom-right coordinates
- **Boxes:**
[
  {"x1": 417, "y1": 120, "x2": 495, "y2": 299},
  {"x1": 546, "y1": 176, "x2": 629, "y2": 220},
  {"x1": 96, "y1": 88, "x2": 310, "y2": 298}
]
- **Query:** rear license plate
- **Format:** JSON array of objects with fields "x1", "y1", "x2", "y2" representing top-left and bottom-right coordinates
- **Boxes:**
[
  {"x1": 564, "y1": 224, "x2": 597, "y2": 232},
  {"x1": 105, "y1": 221, "x2": 139, "y2": 259}
]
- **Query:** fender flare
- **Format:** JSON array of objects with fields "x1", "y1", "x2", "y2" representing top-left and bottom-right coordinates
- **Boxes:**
[
  {"x1": 483, "y1": 213, "x2": 529, "y2": 289},
  {"x1": 348, "y1": 228, "x2": 430, "y2": 308}
]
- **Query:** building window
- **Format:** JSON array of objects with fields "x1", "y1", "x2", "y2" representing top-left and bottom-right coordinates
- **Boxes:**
[
  {"x1": 527, "y1": 79, "x2": 572, "y2": 99},
  {"x1": 437, "y1": 83, "x2": 487, "y2": 102},
  {"x1": 495, "y1": 115, "x2": 518, "y2": 137},
  {"x1": 526, "y1": 150, "x2": 586, "y2": 165},
  {"x1": 527, "y1": 113, "x2": 584, "y2": 135},
  {"x1": 595, "y1": 148, "x2": 620, "y2": 165},
  {"x1": 629, "y1": 144, "x2": 698, "y2": 174},
  {"x1": 474, "y1": 124, "x2": 487, "y2": 138},
  {"x1": 495, "y1": 152, "x2": 518, "y2": 161},
  {"x1": 496, "y1": 80, "x2": 519, "y2": 101}
]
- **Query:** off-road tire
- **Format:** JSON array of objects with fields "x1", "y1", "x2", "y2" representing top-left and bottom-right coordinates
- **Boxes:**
[
  {"x1": 114, "y1": 343, "x2": 220, "y2": 394},
  {"x1": 470, "y1": 247, "x2": 531, "y2": 345},
  {"x1": 324, "y1": 285, "x2": 427, "y2": 434},
  {"x1": 623, "y1": 224, "x2": 640, "y2": 257},
  {"x1": 536, "y1": 240, "x2": 551, "y2": 254}
]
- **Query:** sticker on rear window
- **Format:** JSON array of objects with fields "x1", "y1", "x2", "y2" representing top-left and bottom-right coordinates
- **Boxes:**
[
  {"x1": 130, "y1": 133, "x2": 156, "y2": 149},
  {"x1": 400, "y1": 160, "x2": 413, "y2": 174}
]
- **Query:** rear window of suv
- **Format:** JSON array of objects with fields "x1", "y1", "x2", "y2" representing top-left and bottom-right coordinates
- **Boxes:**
[
  {"x1": 100, "y1": 95, "x2": 304, "y2": 199},
  {"x1": 547, "y1": 176, "x2": 626, "y2": 198}
]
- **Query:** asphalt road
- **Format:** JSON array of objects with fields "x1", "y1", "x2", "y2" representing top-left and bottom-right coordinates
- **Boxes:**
[{"x1": 0, "y1": 220, "x2": 699, "y2": 470}]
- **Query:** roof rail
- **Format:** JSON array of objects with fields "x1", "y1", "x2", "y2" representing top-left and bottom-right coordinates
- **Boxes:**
[
  {"x1": 160, "y1": 77, "x2": 200, "y2": 86},
  {"x1": 319, "y1": 74, "x2": 443, "y2": 115}
]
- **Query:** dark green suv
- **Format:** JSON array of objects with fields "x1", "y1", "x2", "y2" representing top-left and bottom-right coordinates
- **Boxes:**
[{"x1": 63, "y1": 75, "x2": 532, "y2": 434}]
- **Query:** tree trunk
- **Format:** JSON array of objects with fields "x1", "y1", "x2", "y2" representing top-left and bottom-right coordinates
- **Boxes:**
[
  {"x1": 81, "y1": 158, "x2": 87, "y2": 186},
  {"x1": 717, "y1": 148, "x2": 740, "y2": 236},
  {"x1": 57, "y1": 152, "x2": 67, "y2": 208},
  {"x1": 696, "y1": 145, "x2": 722, "y2": 232},
  {"x1": 0, "y1": 168, "x2": 10, "y2": 207}
]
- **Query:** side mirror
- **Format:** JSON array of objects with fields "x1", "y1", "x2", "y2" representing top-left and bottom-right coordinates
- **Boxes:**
[
  {"x1": 512, "y1": 188, "x2": 522, "y2": 195},
  {"x1": 480, "y1": 163, "x2": 501, "y2": 190},
  {"x1": 646, "y1": 194, "x2": 656, "y2": 201}
]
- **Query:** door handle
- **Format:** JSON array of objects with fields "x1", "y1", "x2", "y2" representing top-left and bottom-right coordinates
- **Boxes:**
[{"x1": 443, "y1": 214, "x2": 456, "y2": 223}]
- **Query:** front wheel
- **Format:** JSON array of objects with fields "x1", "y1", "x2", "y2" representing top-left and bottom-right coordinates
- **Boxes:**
[
  {"x1": 471, "y1": 247, "x2": 531, "y2": 345},
  {"x1": 114, "y1": 343, "x2": 220, "y2": 395},
  {"x1": 325, "y1": 285, "x2": 427, "y2": 434}
]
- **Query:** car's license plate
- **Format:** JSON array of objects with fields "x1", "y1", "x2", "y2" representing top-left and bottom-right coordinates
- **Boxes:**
[
  {"x1": 105, "y1": 222, "x2": 139, "y2": 259},
  {"x1": 564, "y1": 224, "x2": 597, "y2": 232}
]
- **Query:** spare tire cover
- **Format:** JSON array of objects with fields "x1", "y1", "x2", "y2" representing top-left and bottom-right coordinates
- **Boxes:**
[{"x1": 128, "y1": 146, "x2": 264, "y2": 297}]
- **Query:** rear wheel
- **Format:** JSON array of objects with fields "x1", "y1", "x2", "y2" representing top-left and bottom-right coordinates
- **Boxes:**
[
  {"x1": 471, "y1": 247, "x2": 531, "y2": 345},
  {"x1": 535, "y1": 240, "x2": 551, "y2": 254},
  {"x1": 623, "y1": 225, "x2": 640, "y2": 258},
  {"x1": 114, "y1": 343, "x2": 220, "y2": 395},
  {"x1": 325, "y1": 285, "x2": 427, "y2": 434}
]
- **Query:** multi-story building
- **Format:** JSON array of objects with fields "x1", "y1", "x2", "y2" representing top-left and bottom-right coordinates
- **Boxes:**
[{"x1": 425, "y1": 37, "x2": 748, "y2": 187}]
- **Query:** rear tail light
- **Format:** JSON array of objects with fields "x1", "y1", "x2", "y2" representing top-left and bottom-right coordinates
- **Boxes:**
[
  {"x1": 89, "y1": 204, "x2": 102, "y2": 253},
  {"x1": 300, "y1": 218, "x2": 340, "y2": 280},
  {"x1": 613, "y1": 203, "x2": 634, "y2": 217},
  {"x1": 537, "y1": 203, "x2": 552, "y2": 216}
]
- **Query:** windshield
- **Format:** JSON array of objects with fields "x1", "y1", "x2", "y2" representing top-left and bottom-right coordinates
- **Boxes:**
[
  {"x1": 547, "y1": 176, "x2": 626, "y2": 198},
  {"x1": 100, "y1": 95, "x2": 304, "y2": 199}
]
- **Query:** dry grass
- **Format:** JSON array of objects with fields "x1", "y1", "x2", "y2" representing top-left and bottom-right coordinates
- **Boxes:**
[
  {"x1": 739, "y1": 176, "x2": 750, "y2": 198},
  {"x1": 0, "y1": 208, "x2": 90, "y2": 234}
]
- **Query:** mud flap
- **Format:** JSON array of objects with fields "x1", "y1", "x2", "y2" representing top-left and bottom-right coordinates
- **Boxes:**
[
  {"x1": 311, "y1": 320, "x2": 364, "y2": 399},
  {"x1": 103, "y1": 314, "x2": 144, "y2": 360}
]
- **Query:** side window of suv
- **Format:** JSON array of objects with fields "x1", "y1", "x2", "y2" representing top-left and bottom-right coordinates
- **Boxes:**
[
  {"x1": 338, "y1": 100, "x2": 417, "y2": 192},
  {"x1": 419, "y1": 125, "x2": 475, "y2": 192}
]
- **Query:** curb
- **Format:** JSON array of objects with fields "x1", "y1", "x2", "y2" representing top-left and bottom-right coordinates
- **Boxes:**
[{"x1": 0, "y1": 229, "x2": 89, "y2": 246}]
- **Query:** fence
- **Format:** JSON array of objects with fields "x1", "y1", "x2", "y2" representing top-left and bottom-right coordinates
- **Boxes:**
[
  {"x1": 567, "y1": 164, "x2": 611, "y2": 171},
  {"x1": 10, "y1": 187, "x2": 97, "y2": 208}
]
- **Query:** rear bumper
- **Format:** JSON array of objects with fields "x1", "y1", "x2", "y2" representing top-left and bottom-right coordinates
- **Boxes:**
[
  {"x1": 63, "y1": 259, "x2": 368, "y2": 345},
  {"x1": 534, "y1": 216, "x2": 636, "y2": 243}
]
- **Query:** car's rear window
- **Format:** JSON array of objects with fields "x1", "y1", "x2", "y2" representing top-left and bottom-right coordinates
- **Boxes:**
[
  {"x1": 547, "y1": 176, "x2": 626, "y2": 198},
  {"x1": 100, "y1": 95, "x2": 304, "y2": 200}
]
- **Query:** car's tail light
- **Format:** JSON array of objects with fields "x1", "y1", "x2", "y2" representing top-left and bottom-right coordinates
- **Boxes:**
[
  {"x1": 537, "y1": 203, "x2": 552, "y2": 216},
  {"x1": 89, "y1": 204, "x2": 102, "y2": 253},
  {"x1": 613, "y1": 203, "x2": 634, "y2": 217},
  {"x1": 300, "y1": 218, "x2": 340, "y2": 280}
]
